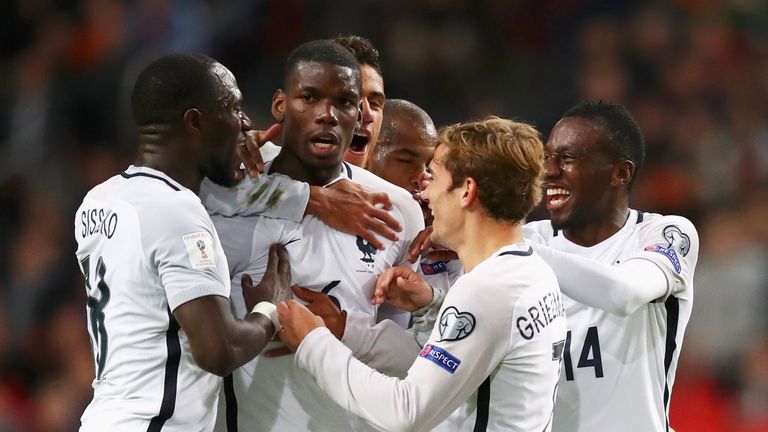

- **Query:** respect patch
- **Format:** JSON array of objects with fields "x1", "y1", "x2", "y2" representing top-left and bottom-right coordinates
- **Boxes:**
[
  {"x1": 420, "y1": 261, "x2": 448, "y2": 275},
  {"x1": 644, "y1": 244, "x2": 681, "y2": 273},
  {"x1": 419, "y1": 344, "x2": 461, "y2": 374}
]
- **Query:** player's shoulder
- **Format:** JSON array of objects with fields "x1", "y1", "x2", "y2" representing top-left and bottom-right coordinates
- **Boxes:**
[
  {"x1": 467, "y1": 245, "x2": 555, "y2": 293},
  {"x1": 522, "y1": 219, "x2": 555, "y2": 244},
  {"x1": 347, "y1": 164, "x2": 414, "y2": 203},
  {"x1": 346, "y1": 163, "x2": 422, "y2": 221},
  {"x1": 635, "y1": 211, "x2": 699, "y2": 239}
]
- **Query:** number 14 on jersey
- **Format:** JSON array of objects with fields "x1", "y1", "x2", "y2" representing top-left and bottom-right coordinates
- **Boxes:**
[{"x1": 563, "y1": 326, "x2": 604, "y2": 381}]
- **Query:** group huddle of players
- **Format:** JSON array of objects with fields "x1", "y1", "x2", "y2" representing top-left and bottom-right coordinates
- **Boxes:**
[{"x1": 74, "y1": 35, "x2": 698, "y2": 432}]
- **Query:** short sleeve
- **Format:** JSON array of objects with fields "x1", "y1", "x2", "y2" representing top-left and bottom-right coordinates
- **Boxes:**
[
  {"x1": 626, "y1": 215, "x2": 699, "y2": 301},
  {"x1": 138, "y1": 195, "x2": 230, "y2": 311},
  {"x1": 199, "y1": 174, "x2": 309, "y2": 223}
]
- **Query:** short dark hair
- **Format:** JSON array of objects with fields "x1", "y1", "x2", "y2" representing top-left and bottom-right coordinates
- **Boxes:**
[
  {"x1": 333, "y1": 34, "x2": 382, "y2": 76},
  {"x1": 284, "y1": 39, "x2": 361, "y2": 88},
  {"x1": 563, "y1": 100, "x2": 646, "y2": 186},
  {"x1": 131, "y1": 53, "x2": 222, "y2": 126},
  {"x1": 376, "y1": 99, "x2": 434, "y2": 146}
]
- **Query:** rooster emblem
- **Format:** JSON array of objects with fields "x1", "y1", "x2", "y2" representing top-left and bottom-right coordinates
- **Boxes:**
[{"x1": 356, "y1": 236, "x2": 377, "y2": 263}]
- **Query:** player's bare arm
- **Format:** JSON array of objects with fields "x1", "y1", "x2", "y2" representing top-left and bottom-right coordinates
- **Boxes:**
[{"x1": 173, "y1": 243, "x2": 291, "y2": 376}]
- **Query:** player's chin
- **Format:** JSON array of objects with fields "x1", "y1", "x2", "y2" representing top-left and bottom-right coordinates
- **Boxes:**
[{"x1": 208, "y1": 165, "x2": 239, "y2": 187}]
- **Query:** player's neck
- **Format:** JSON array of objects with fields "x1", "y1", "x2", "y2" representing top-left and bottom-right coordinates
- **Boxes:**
[
  {"x1": 563, "y1": 206, "x2": 630, "y2": 247},
  {"x1": 135, "y1": 140, "x2": 202, "y2": 194},
  {"x1": 270, "y1": 148, "x2": 342, "y2": 186},
  {"x1": 456, "y1": 214, "x2": 523, "y2": 272}
]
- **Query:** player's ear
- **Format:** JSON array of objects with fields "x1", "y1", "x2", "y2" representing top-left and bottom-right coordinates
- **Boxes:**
[
  {"x1": 271, "y1": 90, "x2": 285, "y2": 123},
  {"x1": 183, "y1": 108, "x2": 203, "y2": 134},
  {"x1": 611, "y1": 160, "x2": 634, "y2": 187},
  {"x1": 460, "y1": 177, "x2": 479, "y2": 209}
]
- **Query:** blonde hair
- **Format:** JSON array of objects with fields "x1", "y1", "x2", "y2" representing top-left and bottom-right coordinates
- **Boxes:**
[{"x1": 438, "y1": 116, "x2": 544, "y2": 222}]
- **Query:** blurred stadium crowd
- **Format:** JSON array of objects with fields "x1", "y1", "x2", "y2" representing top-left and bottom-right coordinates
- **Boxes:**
[{"x1": 0, "y1": 0, "x2": 766, "y2": 430}]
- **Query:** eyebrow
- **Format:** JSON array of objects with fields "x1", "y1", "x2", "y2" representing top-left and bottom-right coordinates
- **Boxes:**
[
  {"x1": 398, "y1": 149, "x2": 422, "y2": 160},
  {"x1": 367, "y1": 91, "x2": 385, "y2": 100}
]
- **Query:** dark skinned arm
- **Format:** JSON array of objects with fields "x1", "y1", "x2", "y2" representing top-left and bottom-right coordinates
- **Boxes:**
[{"x1": 172, "y1": 243, "x2": 292, "y2": 376}]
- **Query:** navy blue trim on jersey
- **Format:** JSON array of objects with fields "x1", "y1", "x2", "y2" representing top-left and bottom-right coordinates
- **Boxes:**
[
  {"x1": 342, "y1": 161, "x2": 353, "y2": 179},
  {"x1": 473, "y1": 376, "x2": 491, "y2": 431},
  {"x1": 498, "y1": 247, "x2": 533, "y2": 257},
  {"x1": 283, "y1": 237, "x2": 302, "y2": 247},
  {"x1": 553, "y1": 211, "x2": 644, "y2": 236},
  {"x1": 224, "y1": 374, "x2": 238, "y2": 432},
  {"x1": 662, "y1": 296, "x2": 680, "y2": 432},
  {"x1": 121, "y1": 171, "x2": 181, "y2": 191},
  {"x1": 146, "y1": 310, "x2": 182, "y2": 432}
]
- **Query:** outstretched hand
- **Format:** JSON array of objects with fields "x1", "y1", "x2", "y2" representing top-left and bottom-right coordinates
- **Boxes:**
[
  {"x1": 374, "y1": 266, "x2": 433, "y2": 312},
  {"x1": 276, "y1": 300, "x2": 325, "y2": 352},
  {"x1": 241, "y1": 243, "x2": 292, "y2": 312},
  {"x1": 308, "y1": 179, "x2": 402, "y2": 250},
  {"x1": 234, "y1": 124, "x2": 282, "y2": 180}
]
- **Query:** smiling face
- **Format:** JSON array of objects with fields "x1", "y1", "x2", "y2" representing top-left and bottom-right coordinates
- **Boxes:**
[
  {"x1": 544, "y1": 116, "x2": 618, "y2": 231},
  {"x1": 273, "y1": 61, "x2": 361, "y2": 170},
  {"x1": 344, "y1": 64, "x2": 385, "y2": 166},
  {"x1": 202, "y1": 63, "x2": 251, "y2": 187},
  {"x1": 422, "y1": 145, "x2": 463, "y2": 249}
]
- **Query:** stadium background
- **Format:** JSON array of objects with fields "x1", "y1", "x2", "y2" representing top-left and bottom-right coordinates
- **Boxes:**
[{"x1": 0, "y1": 0, "x2": 766, "y2": 430}]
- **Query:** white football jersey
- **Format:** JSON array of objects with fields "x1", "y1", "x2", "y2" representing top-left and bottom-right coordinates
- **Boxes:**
[
  {"x1": 295, "y1": 243, "x2": 567, "y2": 432},
  {"x1": 208, "y1": 161, "x2": 424, "y2": 431},
  {"x1": 74, "y1": 165, "x2": 231, "y2": 432},
  {"x1": 418, "y1": 251, "x2": 464, "y2": 297},
  {"x1": 524, "y1": 210, "x2": 698, "y2": 432}
]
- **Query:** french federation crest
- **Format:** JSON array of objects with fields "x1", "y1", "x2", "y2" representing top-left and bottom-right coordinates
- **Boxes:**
[{"x1": 356, "y1": 236, "x2": 377, "y2": 264}]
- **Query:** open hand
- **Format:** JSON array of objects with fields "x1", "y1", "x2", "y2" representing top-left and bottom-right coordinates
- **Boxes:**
[
  {"x1": 234, "y1": 124, "x2": 281, "y2": 180},
  {"x1": 308, "y1": 179, "x2": 402, "y2": 250},
  {"x1": 241, "y1": 243, "x2": 292, "y2": 312}
]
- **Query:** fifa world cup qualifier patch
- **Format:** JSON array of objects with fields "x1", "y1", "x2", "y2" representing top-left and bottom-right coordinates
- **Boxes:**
[
  {"x1": 419, "y1": 344, "x2": 461, "y2": 374},
  {"x1": 183, "y1": 231, "x2": 216, "y2": 269},
  {"x1": 644, "y1": 225, "x2": 690, "y2": 274}
]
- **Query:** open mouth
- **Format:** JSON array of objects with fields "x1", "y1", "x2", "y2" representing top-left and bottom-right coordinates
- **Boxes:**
[
  {"x1": 309, "y1": 132, "x2": 339, "y2": 154},
  {"x1": 546, "y1": 187, "x2": 572, "y2": 210},
  {"x1": 349, "y1": 132, "x2": 370, "y2": 154}
]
